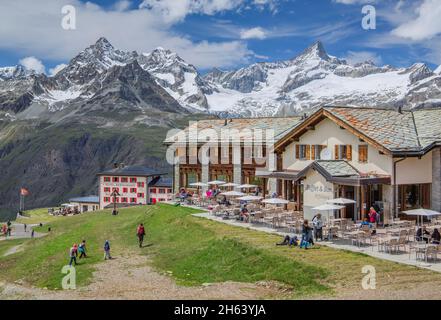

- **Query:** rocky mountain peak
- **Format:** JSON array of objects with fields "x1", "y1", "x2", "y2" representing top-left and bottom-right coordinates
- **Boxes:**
[
  {"x1": 296, "y1": 41, "x2": 330, "y2": 61},
  {"x1": 403, "y1": 63, "x2": 434, "y2": 84},
  {"x1": 0, "y1": 65, "x2": 33, "y2": 80}
]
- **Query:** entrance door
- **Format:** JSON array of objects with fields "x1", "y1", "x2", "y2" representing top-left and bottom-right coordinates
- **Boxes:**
[{"x1": 336, "y1": 185, "x2": 355, "y2": 220}]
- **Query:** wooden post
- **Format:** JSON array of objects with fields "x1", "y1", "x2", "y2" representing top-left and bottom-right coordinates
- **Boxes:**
[{"x1": 360, "y1": 185, "x2": 366, "y2": 220}]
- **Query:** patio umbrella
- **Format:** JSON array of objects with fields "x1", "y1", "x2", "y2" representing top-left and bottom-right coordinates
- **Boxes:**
[
  {"x1": 326, "y1": 198, "x2": 356, "y2": 204},
  {"x1": 189, "y1": 182, "x2": 208, "y2": 187},
  {"x1": 220, "y1": 183, "x2": 240, "y2": 188},
  {"x1": 208, "y1": 180, "x2": 226, "y2": 185},
  {"x1": 220, "y1": 191, "x2": 246, "y2": 197},
  {"x1": 262, "y1": 198, "x2": 289, "y2": 204},
  {"x1": 236, "y1": 184, "x2": 258, "y2": 189},
  {"x1": 402, "y1": 208, "x2": 441, "y2": 226},
  {"x1": 312, "y1": 204, "x2": 345, "y2": 225},
  {"x1": 326, "y1": 198, "x2": 356, "y2": 219},
  {"x1": 237, "y1": 195, "x2": 263, "y2": 201}
]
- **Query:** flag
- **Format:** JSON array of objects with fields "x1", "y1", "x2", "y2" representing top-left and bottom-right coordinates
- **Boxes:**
[{"x1": 20, "y1": 188, "x2": 30, "y2": 196}]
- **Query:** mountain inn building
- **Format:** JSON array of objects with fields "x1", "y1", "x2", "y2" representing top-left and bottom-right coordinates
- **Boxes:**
[
  {"x1": 165, "y1": 106, "x2": 441, "y2": 224},
  {"x1": 97, "y1": 165, "x2": 171, "y2": 209}
]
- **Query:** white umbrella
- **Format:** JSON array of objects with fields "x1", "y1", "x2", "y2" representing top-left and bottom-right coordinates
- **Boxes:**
[
  {"x1": 403, "y1": 208, "x2": 441, "y2": 226},
  {"x1": 313, "y1": 204, "x2": 346, "y2": 211},
  {"x1": 262, "y1": 198, "x2": 289, "y2": 204},
  {"x1": 236, "y1": 184, "x2": 258, "y2": 189},
  {"x1": 313, "y1": 204, "x2": 345, "y2": 227},
  {"x1": 220, "y1": 183, "x2": 240, "y2": 188},
  {"x1": 208, "y1": 180, "x2": 226, "y2": 185},
  {"x1": 220, "y1": 191, "x2": 246, "y2": 197},
  {"x1": 326, "y1": 198, "x2": 356, "y2": 205},
  {"x1": 189, "y1": 182, "x2": 208, "y2": 187},
  {"x1": 237, "y1": 195, "x2": 263, "y2": 201}
]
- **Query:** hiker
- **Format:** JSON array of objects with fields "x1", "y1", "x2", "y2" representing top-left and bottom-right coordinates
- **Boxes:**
[
  {"x1": 69, "y1": 244, "x2": 78, "y2": 266},
  {"x1": 78, "y1": 240, "x2": 87, "y2": 259},
  {"x1": 276, "y1": 235, "x2": 298, "y2": 247},
  {"x1": 312, "y1": 214, "x2": 323, "y2": 241},
  {"x1": 137, "y1": 224, "x2": 146, "y2": 248},
  {"x1": 6, "y1": 221, "x2": 11, "y2": 236},
  {"x1": 104, "y1": 240, "x2": 111, "y2": 260},
  {"x1": 300, "y1": 220, "x2": 313, "y2": 249},
  {"x1": 368, "y1": 207, "x2": 377, "y2": 224},
  {"x1": 24, "y1": 223, "x2": 27, "y2": 232},
  {"x1": 31, "y1": 229, "x2": 35, "y2": 238}
]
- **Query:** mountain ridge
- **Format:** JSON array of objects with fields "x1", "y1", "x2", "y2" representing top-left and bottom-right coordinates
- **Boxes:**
[{"x1": 1, "y1": 38, "x2": 441, "y2": 122}]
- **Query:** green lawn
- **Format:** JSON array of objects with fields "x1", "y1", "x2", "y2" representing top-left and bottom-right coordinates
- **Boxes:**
[
  {"x1": 16, "y1": 208, "x2": 57, "y2": 224},
  {"x1": 1, "y1": 203, "x2": 441, "y2": 298}
]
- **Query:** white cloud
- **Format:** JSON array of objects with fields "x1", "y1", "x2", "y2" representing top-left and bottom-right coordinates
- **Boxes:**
[
  {"x1": 391, "y1": 0, "x2": 441, "y2": 41},
  {"x1": 240, "y1": 27, "x2": 267, "y2": 39},
  {"x1": 0, "y1": 0, "x2": 260, "y2": 69},
  {"x1": 19, "y1": 56, "x2": 46, "y2": 74},
  {"x1": 140, "y1": 0, "x2": 244, "y2": 24},
  {"x1": 344, "y1": 51, "x2": 382, "y2": 65},
  {"x1": 49, "y1": 63, "x2": 67, "y2": 76}
]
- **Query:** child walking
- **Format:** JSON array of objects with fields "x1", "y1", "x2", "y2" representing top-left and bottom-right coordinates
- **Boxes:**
[
  {"x1": 103, "y1": 240, "x2": 111, "y2": 260},
  {"x1": 69, "y1": 244, "x2": 78, "y2": 266},
  {"x1": 78, "y1": 240, "x2": 87, "y2": 259}
]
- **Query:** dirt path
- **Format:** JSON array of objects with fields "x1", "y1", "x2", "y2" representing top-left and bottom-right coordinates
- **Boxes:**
[
  {"x1": 3, "y1": 244, "x2": 24, "y2": 257},
  {"x1": 0, "y1": 254, "x2": 286, "y2": 300}
]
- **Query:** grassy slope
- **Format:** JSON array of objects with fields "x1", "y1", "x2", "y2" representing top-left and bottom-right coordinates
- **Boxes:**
[{"x1": 1, "y1": 203, "x2": 441, "y2": 298}]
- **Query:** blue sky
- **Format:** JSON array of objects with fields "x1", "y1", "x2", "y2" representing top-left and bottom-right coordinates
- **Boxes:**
[{"x1": 0, "y1": 0, "x2": 440, "y2": 74}]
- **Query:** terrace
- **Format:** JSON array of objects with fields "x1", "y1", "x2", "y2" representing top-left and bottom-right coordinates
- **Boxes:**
[{"x1": 174, "y1": 182, "x2": 441, "y2": 273}]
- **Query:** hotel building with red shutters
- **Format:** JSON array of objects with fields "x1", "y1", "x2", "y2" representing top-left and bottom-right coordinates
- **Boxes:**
[{"x1": 97, "y1": 164, "x2": 172, "y2": 209}]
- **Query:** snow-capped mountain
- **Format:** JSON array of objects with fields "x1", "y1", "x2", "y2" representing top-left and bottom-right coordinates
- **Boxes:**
[
  {"x1": 204, "y1": 41, "x2": 441, "y2": 116},
  {"x1": 138, "y1": 47, "x2": 213, "y2": 111},
  {"x1": 0, "y1": 38, "x2": 208, "y2": 124},
  {"x1": 1, "y1": 38, "x2": 441, "y2": 123}
]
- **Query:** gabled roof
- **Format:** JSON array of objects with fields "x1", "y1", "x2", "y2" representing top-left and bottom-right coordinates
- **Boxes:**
[
  {"x1": 257, "y1": 160, "x2": 391, "y2": 186},
  {"x1": 275, "y1": 106, "x2": 441, "y2": 155},
  {"x1": 97, "y1": 165, "x2": 167, "y2": 177},
  {"x1": 148, "y1": 176, "x2": 173, "y2": 187},
  {"x1": 164, "y1": 116, "x2": 303, "y2": 145}
]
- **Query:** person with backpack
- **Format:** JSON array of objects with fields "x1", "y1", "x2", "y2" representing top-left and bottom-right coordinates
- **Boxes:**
[
  {"x1": 300, "y1": 220, "x2": 314, "y2": 249},
  {"x1": 137, "y1": 224, "x2": 146, "y2": 248},
  {"x1": 312, "y1": 214, "x2": 323, "y2": 241},
  {"x1": 69, "y1": 244, "x2": 78, "y2": 266},
  {"x1": 104, "y1": 240, "x2": 111, "y2": 260},
  {"x1": 78, "y1": 240, "x2": 87, "y2": 259}
]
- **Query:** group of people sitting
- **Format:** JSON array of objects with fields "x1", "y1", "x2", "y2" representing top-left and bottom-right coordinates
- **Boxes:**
[{"x1": 416, "y1": 226, "x2": 441, "y2": 244}]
